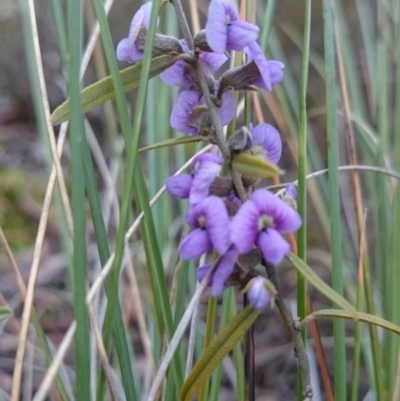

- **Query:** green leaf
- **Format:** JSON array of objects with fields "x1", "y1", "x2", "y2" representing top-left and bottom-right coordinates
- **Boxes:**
[
  {"x1": 138, "y1": 135, "x2": 204, "y2": 153},
  {"x1": 181, "y1": 305, "x2": 259, "y2": 401},
  {"x1": 232, "y1": 153, "x2": 283, "y2": 178},
  {"x1": 287, "y1": 252, "x2": 357, "y2": 315},
  {"x1": 0, "y1": 306, "x2": 12, "y2": 321},
  {"x1": 304, "y1": 309, "x2": 400, "y2": 336},
  {"x1": 50, "y1": 54, "x2": 185, "y2": 125}
]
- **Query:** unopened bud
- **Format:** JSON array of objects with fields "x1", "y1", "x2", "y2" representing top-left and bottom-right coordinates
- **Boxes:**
[
  {"x1": 217, "y1": 61, "x2": 260, "y2": 100},
  {"x1": 228, "y1": 126, "x2": 253, "y2": 153},
  {"x1": 136, "y1": 28, "x2": 185, "y2": 56},
  {"x1": 194, "y1": 30, "x2": 214, "y2": 52}
]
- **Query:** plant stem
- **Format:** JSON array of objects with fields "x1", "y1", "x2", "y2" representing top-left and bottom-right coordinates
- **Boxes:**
[
  {"x1": 264, "y1": 261, "x2": 313, "y2": 400},
  {"x1": 170, "y1": 0, "x2": 194, "y2": 50}
]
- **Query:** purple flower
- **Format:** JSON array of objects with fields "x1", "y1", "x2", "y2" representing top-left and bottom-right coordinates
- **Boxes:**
[
  {"x1": 179, "y1": 196, "x2": 229, "y2": 259},
  {"x1": 196, "y1": 246, "x2": 240, "y2": 295},
  {"x1": 245, "y1": 42, "x2": 284, "y2": 91},
  {"x1": 165, "y1": 153, "x2": 223, "y2": 204},
  {"x1": 160, "y1": 40, "x2": 227, "y2": 88},
  {"x1": 250, "y1": 123, "x2": 282, "y2": 164},
  {"x1": 170, "y1": 89, "x2": 236, "y2": 135},
  {"x1": 116, "y1": 2, "x2": 153, "y2": 63},
  {"x1": 247, "y1": 276, "x2": 272, "y2": 309},
  {"x1": 189, "y1": 153, "x2": 223, "y2": 203},
  {"x1": 205, "y1": 0, "x2": 259, "y2": 54},
  {"x1": 230, "y1": 189, "x2": 301, "y2": 265}
]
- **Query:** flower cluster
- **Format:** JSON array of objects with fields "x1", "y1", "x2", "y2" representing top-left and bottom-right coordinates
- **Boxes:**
[{"x1": 117, "y1": 0, "x2": 301, "y2": 310}]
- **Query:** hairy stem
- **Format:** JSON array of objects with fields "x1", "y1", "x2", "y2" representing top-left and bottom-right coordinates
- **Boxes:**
[
  {"x1": 264, "y1": 261, "x2": 313, "y2": 400},
  {"x1": 170, "y1": 0, "x2": 248, "y2": 202},
  {"x1": 170, "y1": 0, "x2": 194, "y2": 50}
]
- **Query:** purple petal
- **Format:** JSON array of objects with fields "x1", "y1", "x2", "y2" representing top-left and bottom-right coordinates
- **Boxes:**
[
  {"x1": 227, "y1": 194, "x2": 242, "y2": 207},
  {"x1": 247, "y1": 41, "x2": 272, "y2": 91},
  {"x1": 159, "y1": 60, "x2": 192, "y2": 87},
  {"x1": 190, "y1": 157, "x2": 223, "y2": 205},
  {"x1": 165, "y1": 174, "x2": 193, "y2": 199},
  {"x1": 116, "y1": 38, "x2": 143, "y2": 63},
  {"x1": 247, "y1": 276, "x2": 272, "y2": 309},
  {"x1": 196, "y1": 264, "x2": 213, "y2": 286},
  {"x1": 256, "y1": 229, "x2": 289, "y2": 265},
  {"x1": 129, "y1": 2, "x2": 153, "y2": 38},
  {"x1": 218, "y1": 91, "x2": 236, "y2": 126},
  {"x1": 170, "y1": 90, "x2": 200, "y2": 135},
  {"x1": 206, "y1": 0, "x2": 238, "y2": 54},
  {"x1": 179, "y1": 228, "x2": 212, "y2": 259},
  {"x1": 226, "y1": 20, "x2": 259, "y2": 51},
  {"x1": 186, "y1": 196, "x2": 229, "y2": 255},
  {"x1": 251, "y1": 189, "x2": 302, "y2": 233},
  {"x1": 211, "y1": 246, "x2": 239, "y2": 296},
  {"x1": 250, "y1": 123, "x2": 282, "y2": 164},
  {"x1": 269, "y1": 60, "x2": 284, "y2": 85},
  {"x1": 229, "y1": 200, "x2": 259, "y2": 254},
  {"x1": 191, "y1": 152, "x2": 223, "y2": 169},
  {"x1": 200, "y1": 52, "x2": 228, "y2": 73},
  {"x1": 285, "y1": 184, "x2": 297, "y2": 201},
  {"x1": 126, "y1": 2, "x2": 153, "y2": 54}
]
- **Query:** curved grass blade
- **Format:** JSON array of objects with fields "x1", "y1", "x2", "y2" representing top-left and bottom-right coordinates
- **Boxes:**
[
  {"x1": 288, "y1": 253, "x2": 357, "y2": 315},
  {"x1": 232, "y1": 153, "x2": 283, "y2": 178},
  {"x1": 50, "y1": 54, "x2": 185, "y2": 125},
  {"x1": 0, "y1": 306, "x2": 12, "y2": 321},
  {"x1": 138, "y1": 135, "x2": 204, "y2": 153},
  {"x1": 181, "y1": 305, "x2": 259, "y2": 401},
  {"x1": 303, "y1": 309, "x2": 400, "y2": 336}
]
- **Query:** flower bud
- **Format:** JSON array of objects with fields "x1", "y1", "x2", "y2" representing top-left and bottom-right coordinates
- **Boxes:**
[{"x1": 193, "y1": 30, "x2": 214, "y2": 52}]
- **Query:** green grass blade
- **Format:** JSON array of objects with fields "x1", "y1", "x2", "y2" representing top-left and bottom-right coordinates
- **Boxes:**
[
  {"x1": 297, "y1": 0, "x2": 312, "y2": 344},
  {"x1": 133, "y1": 165, "x2": 184, "y2": 386},
  {"x1": 323, "y1": 2, "x2": 346, "y2": 397},
  {"x1": 350, "y1": 268, "x2": 364, "y2": 401},
  {"x1": 209, "y1": 289, "x2": 234, "y2": 401},
  {"x1": 67, "y1": 0, "x2": 91, "y2": 398},
  {"x1": 199, "y1": 296, "x2": 218, "y2": 401},
  {"x1": 139, "y1": 135, "x2": 204, "y2": 153},
  {"x1": 81, "y1": 132, "x2": 139, "y2": 400},
  {"x1": 0, "y1": 307, "x2": 12, "y2": 321},
  {"x1": 288, "y1": 253, "x2": 356, "y2": 314},
  {"x1": 181, "y1": 305, "x2": 260, "y2": 401},
  {"x1": 305, "y1": 309, "x2": 400, "y2": 335},
  {"x1": 50, "y1": 0, "x2": 68, "y2": 67},
  {"x1": 297, "y1": 1, "x2": 311, "y2": 398}
]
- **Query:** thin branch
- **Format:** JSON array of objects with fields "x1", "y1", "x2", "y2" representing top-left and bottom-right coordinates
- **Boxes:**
[{"x1": 267, "y1": 164, "x2": 400, "y2": 192}]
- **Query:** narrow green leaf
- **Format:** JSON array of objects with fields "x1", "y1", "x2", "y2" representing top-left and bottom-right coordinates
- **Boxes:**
[
  {"x1": 305, "y1": 309, "x2": 400, "y2": 336},
  {"x1": 181, "y1": 305, "x2": 259, "y2": 401},
  {"x1": 323, "y1": 0, "x2": 346, "y2": 397},
  {"x1": 138, "y1": 135, "x2": 203, "y2": 153},
  {"x1": 50, "y1": 54, "x2": 184, "y2": 125},
  {"x1": 288, "y1": 253, "x2": 357, "y2": 315},
  {"x1": 0, "y1": 306, "x2": 12, "y2": 321},
  {"x1": 232, "y1": 153, "x2": 282, "y2": 178}
]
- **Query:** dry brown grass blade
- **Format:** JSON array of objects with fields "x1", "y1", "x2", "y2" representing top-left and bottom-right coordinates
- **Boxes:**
[
  {"x1": 32, "y1": 322, "x2": 77, "y2": 401},
  {"x1": 0, "y1": 227, "x2": 27, "y2": 297},
  {"x1": 11, "y1": 125, "x2": 69, "y2": 401}
]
